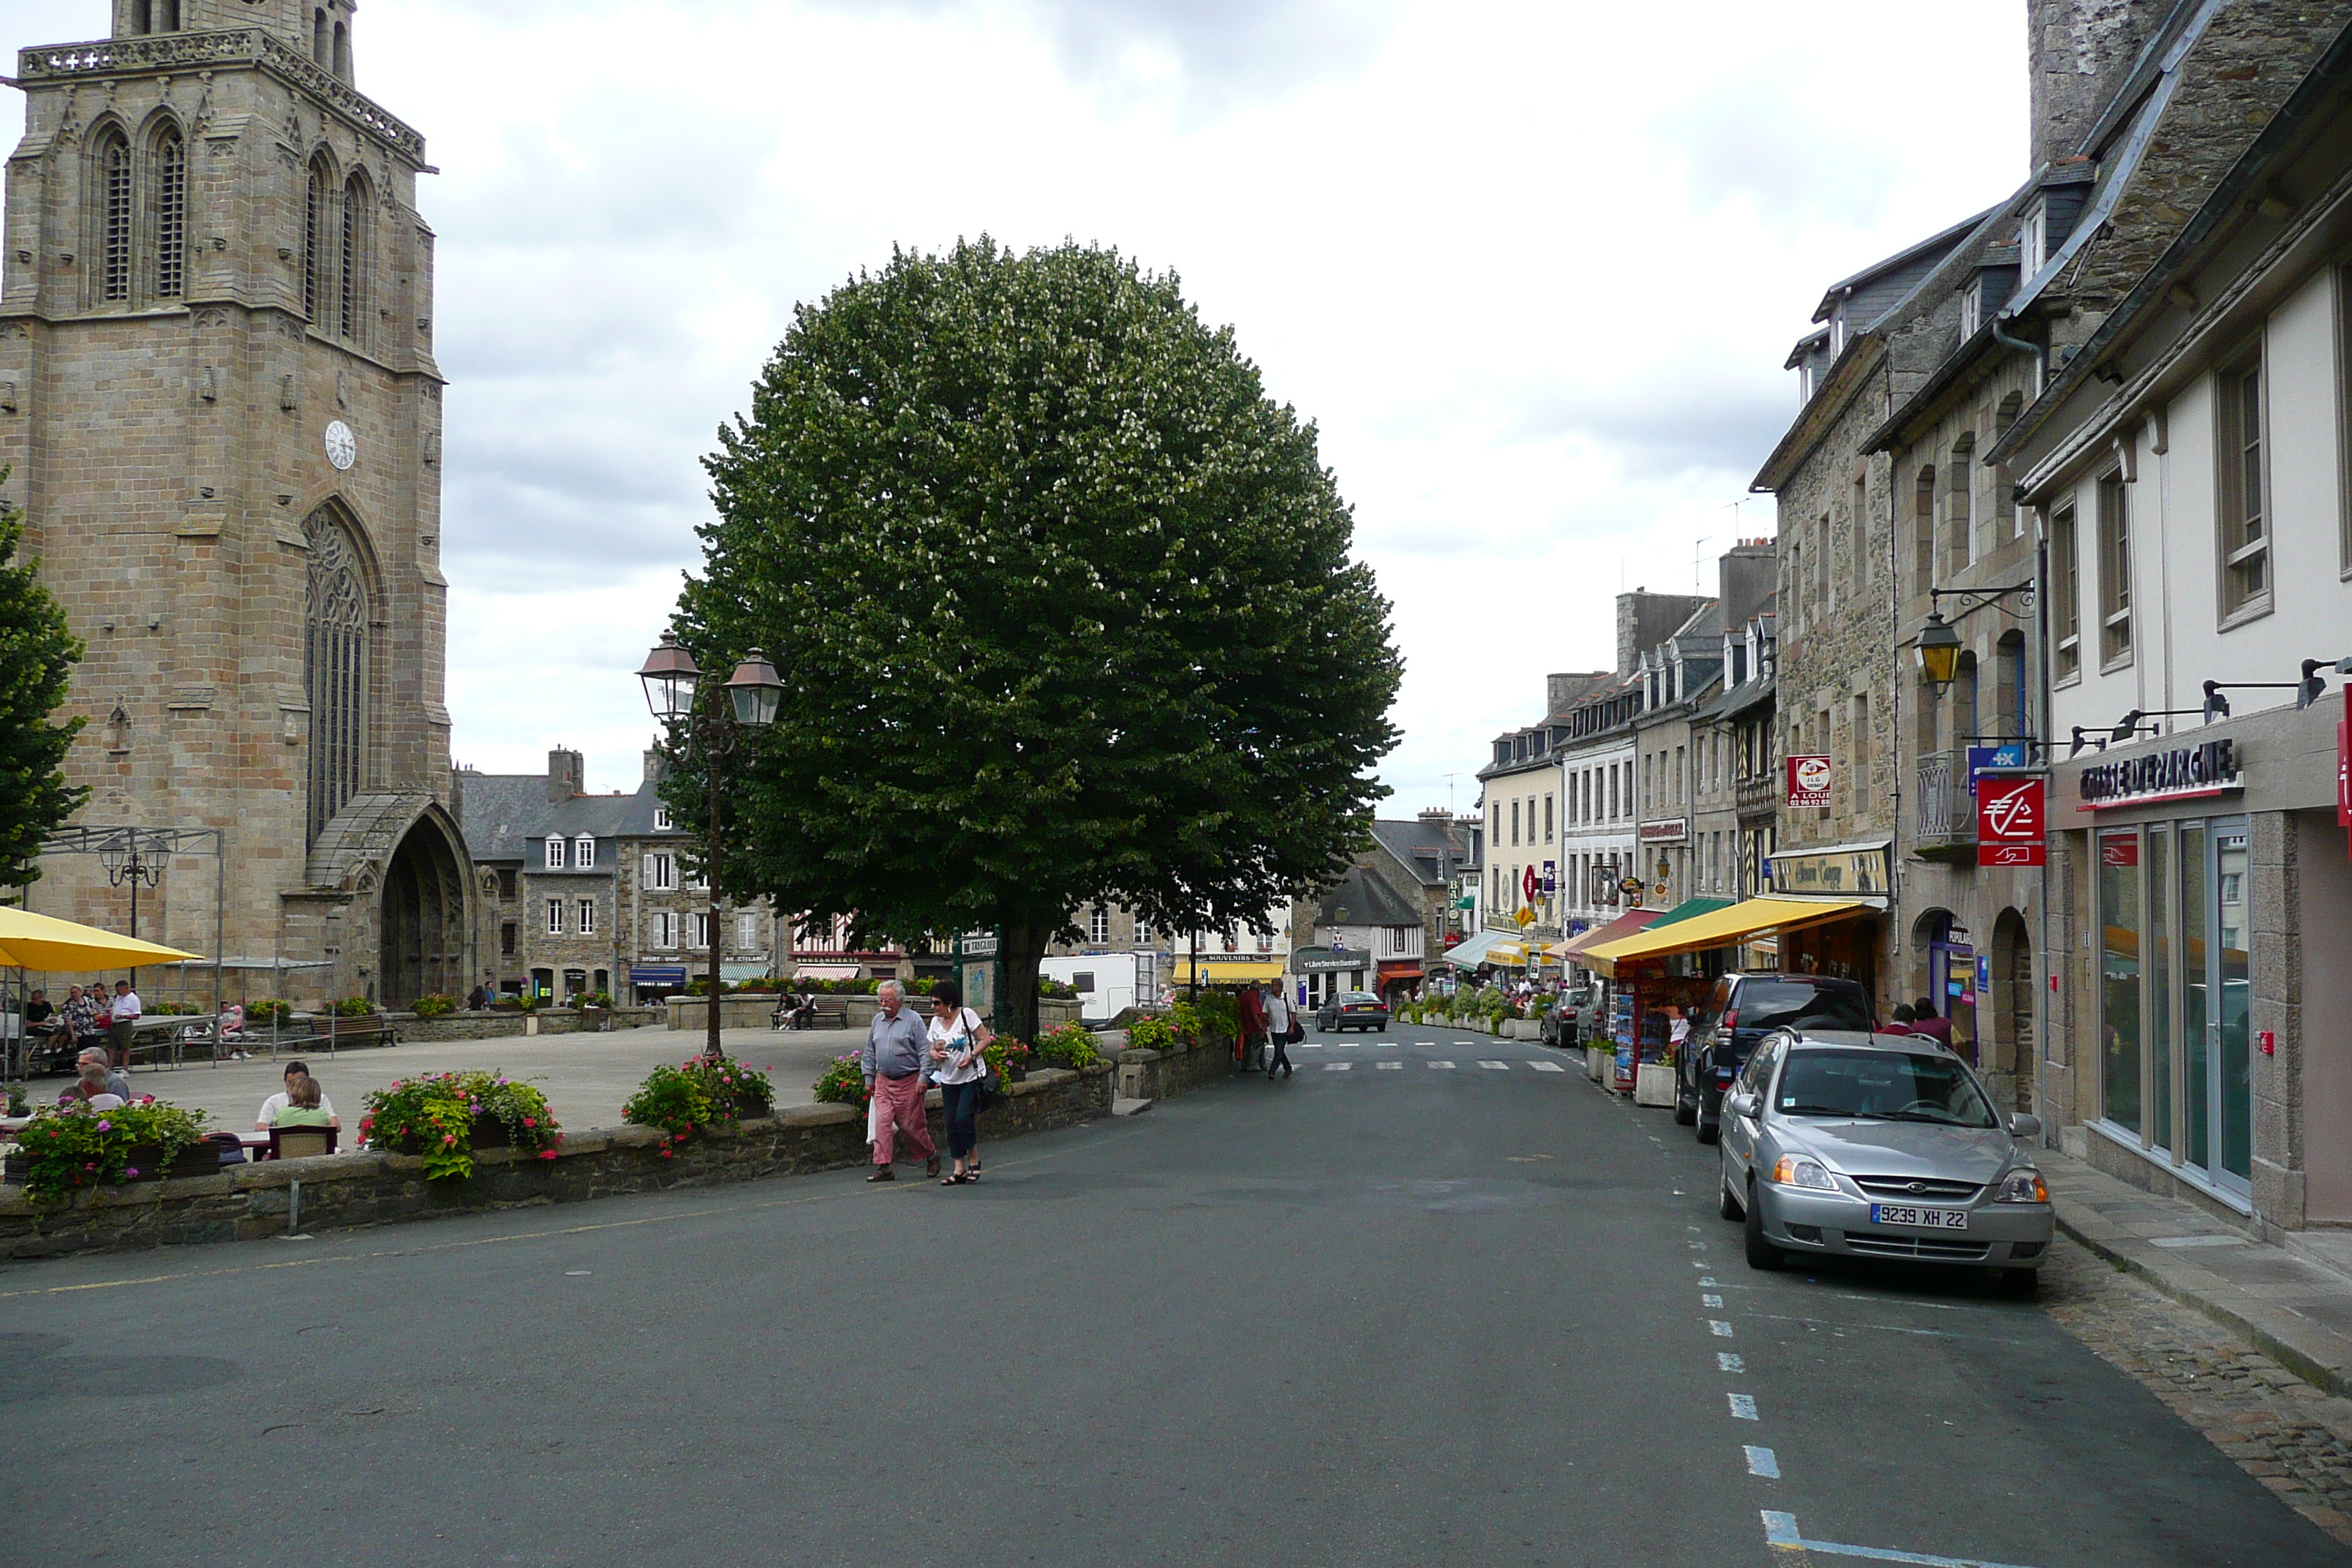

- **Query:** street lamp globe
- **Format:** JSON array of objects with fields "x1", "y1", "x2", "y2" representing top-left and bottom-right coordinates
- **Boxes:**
[
  {"x1": 726, "y1": 647, "x2": 784, "y2": 729},
  {"x1": 1915, "y1": 612, "x2": 1962, "y2": 694},
  {"x1": 637, "y1": 630, "x2": 701, "y2": 721}
]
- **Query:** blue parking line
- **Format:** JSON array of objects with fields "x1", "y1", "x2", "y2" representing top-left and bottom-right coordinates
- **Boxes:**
[{"x1": 1761, "y1": 1512, "x2": 2048, "y2": 1567}]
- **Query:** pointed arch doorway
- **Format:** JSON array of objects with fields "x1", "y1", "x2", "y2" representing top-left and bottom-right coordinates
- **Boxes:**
[{"x1": 380, "y1": 813, "x2": 467, "y2": 1008}]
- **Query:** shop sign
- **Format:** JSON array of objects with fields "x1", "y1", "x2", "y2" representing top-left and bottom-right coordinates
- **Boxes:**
[
  {"x1": 1787, "y1": 755, "x2": 1832, "y2": 808},
  {"x1": 1541, "y1": 859, "x2": 1556, "y2": 893},
  {"x1": 1967, "y1": 743, "x2": 2029, "y2": 796},
  {"x1": 1638, "y1": 818, "x2": 1689, "y2": 844},
  {"x1": 1976, "y1": 776, "x2": 2046, "y2": 867},
  {"x1": 1521, "y1": 865, "x2": 1539, "y2": 903},
  {"x1": 2100, "y1": 834, "x2": 2139, "y2": 868},
  {"x1": 1769, "y1": 843, "x2": 1888, "y2": 897},
  {"x1": 2078, "y1": 737, "x2": 2241, "y2": 810}
]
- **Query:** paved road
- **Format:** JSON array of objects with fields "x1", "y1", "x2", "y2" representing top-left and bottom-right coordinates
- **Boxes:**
[{"x1": 1, "y1": 1025, "x2": 2341, "y2": 1567}]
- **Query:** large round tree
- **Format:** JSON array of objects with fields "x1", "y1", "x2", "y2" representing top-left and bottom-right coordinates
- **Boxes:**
[{"x1": 676, "y1": 238, "x2": 1400, "y2": 1041}]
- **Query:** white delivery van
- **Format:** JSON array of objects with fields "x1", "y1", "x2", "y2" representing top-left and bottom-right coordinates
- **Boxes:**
[{"x1": 1039, "y1": 951, "x2": 1155, "y2": 1025}]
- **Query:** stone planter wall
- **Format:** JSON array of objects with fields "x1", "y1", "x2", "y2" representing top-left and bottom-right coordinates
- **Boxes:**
[
  {"x1": 0, "y1": 1061, "x2": 1117, "y2": 1261},
  {"x1": 1111, "y1": 1032, "x2": 1235, "y2": 1101},
  {"x1": 668, "y1": 993, "x2": 1086, "y2": 1035},
  {"x1": 389, "y1": 1008, "x2": 663, "y2": 1042}
]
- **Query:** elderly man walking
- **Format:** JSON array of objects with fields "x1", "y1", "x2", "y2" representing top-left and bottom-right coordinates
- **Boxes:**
[{"x1": 862, "y1": 979, "x2": 940, "y2": 1183}]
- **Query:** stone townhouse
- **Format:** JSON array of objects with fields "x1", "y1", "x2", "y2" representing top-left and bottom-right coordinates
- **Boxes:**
[
  {"x1": 6, "y1": 1, "x2": 474, "y2": 1006},
  {"x1": 455, "y1": 748, "x2": 783, "y2": 1004},
  {"x1": 1991, "y1": 10, "x2": 2352, "y2": 1231},
  {"x1": 1686, "y1": 549, "x2": 1780, "y2": 905},
  {"x1": 1752, "y1": 212, "x2": 1987, "y2": 1004},
  {"x1": 1363, "y1": 810, "x2": 1480, "y2": 970},
  {"x1": 1475, "y1": 669, "x2": 1608, "y2": 938},
  {"x1": 1294, "y1": 864, "x2": 1423, "y2": 1010},
  {"x1": 1555, "y1": 674, "x2": 1642, "y2": 941},
  {"x1": 1629, "y1": 600, "x2": 1725, "y2": 910}
]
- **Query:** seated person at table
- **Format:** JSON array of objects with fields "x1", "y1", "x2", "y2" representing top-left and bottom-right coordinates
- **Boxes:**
[
  {"x1": 23, "y1": 990, "x2": 54, "y2": 1036},
  {"x1": 257, "y1": 1062, "x2": 339, "y2": 1131},
  {"x1": 273, "y1": 1076, "x2": 331, "y2": 1129},
  {"x1": 57, "y1": 1059, "x2": 118, "y2": 1106}
]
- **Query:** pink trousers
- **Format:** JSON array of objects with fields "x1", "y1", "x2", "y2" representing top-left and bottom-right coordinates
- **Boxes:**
[{"x1": 871, "y1": 1073, "x2": 935, "y2": 1166}]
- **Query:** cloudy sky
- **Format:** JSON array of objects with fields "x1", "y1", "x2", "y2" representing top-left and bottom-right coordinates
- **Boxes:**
[{"x1": 7, "y1": 0, "x2": 2026, "y2": 807}]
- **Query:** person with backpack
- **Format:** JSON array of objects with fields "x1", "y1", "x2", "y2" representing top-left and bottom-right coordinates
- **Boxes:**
[{"x1": 926, "y1": 981, "x2": 992, "y2": 1186}]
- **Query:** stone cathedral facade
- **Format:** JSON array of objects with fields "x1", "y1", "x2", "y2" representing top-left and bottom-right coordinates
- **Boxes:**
[{"x1": 2, "y1": 1, "x2": 475, "y2": 1006}]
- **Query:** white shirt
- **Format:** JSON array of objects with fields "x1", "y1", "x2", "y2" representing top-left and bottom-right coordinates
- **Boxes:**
[
  {"x1": 1264, "y1": 992, "x2": 1292, "y2": 1032},
  {"x1": 112, "y1": 990, "x2": 143, "y2": 1022},
  {"x1": 258, "y1": 1089, "x2": 338, "y2": 1127},
  {"x1": 927, "y1": 1009, "x2": 987, "y2": 1085}
]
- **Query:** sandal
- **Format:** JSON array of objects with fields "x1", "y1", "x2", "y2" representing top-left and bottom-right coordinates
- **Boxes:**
[{"x1": 941, "y1": 1172, "x2": 974, "y2": 1186}]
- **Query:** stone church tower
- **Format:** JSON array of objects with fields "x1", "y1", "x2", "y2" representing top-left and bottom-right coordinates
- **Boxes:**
[{"x1": 2, "y1": 1, "x2": 474, "y2": 1006}]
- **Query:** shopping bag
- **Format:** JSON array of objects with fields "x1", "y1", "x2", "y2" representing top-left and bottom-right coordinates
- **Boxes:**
[{"x1": 864, "y1": 1096, "x2": 881, "y2": 1145}]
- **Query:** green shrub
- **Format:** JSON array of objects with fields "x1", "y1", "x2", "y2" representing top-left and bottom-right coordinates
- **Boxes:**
[
  {"x1": 1126, "y1": 1016, "x2": 1177, "y2": 1053},
  {"x1": 412, "y1": 993, "x2": 458, "y2": 1018},
  {"x1": 625, "y1": 1056, "x2": 769, "y2": 1156},
  {"x1": 1035, "y1": 1022, "x2": 1101, "y2": 1071},
  {"x1": 248, "y1": 998, "x2": 293, "y2": 1025},
  {"x1": 331, "y1": 995, "x2": 374, "y2": 1018},
  {"x1": 982, "y1": 1036, "x2": 1030, "y2": 1082},
  {"x1": 813, "y1": 1052, "x2": 867, "y2": 1106}
]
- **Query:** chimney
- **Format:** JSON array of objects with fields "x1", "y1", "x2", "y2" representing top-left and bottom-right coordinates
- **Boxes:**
[
  {"x1": 1418, "y1": 807, "x2": 1452, "y2": 825},
  {"x1": 546, "y1": 748, "x2": 584, "y2": 804},
  {"x1": 642, "y1": 747, "x2": 666, "y2": 786},
  {"x1": 2028, "y1": 0, "x2": 2163, "y2": 170}
]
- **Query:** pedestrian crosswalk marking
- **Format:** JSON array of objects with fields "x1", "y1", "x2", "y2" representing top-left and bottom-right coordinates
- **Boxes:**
[
  {"x1": 1326, "y1": 1062, "x2": 1352, "y2": 1071},
  {"x1": 1718, "y1": 1354, "x2": 1744, "y2": 1373},
  {"x1": 1709, "y1": 1320, "x2": 1734, "y2": 1337},
  {"x1": 1430, "y1": 1060, "x2": 1456, "y2": 1068},
  {"x1": 1479, "y1": 1060, "x2": 1509, "y2": 1070},
  {"x1": 1376, "y1": 1061, "x2": 1402, "y2": 1070},
  {"x1": 1703, "y1": 1294, "x2": 1724, "y2": 1308},
  {"x1": 1727, "y1": 1392, "x2": 1757, "y2": 1420},
  {"x1": 1744, "y1": 1445, "x2": 1779, "y2": 1479},
  {"x1": 1760, "y1": 1512, "x2": 2046, "y2": 1568},
  {"x1": 1529, "y1": 1060, "x2": 1565, "y2": 1072}
]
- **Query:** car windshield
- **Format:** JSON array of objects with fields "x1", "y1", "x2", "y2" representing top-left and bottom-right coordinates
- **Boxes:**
[
  {"x1": 1771, "y1": 1049, "x2": 1997, "y2": 1128},
  {"x1": 1734, "y1": 980, "x2": 1872, "y2": 1033}
]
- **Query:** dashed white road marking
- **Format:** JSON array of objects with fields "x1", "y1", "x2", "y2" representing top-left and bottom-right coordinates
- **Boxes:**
[
  {"x1": 1325, "y1": 1063, "x2": 1353, "y2": 1071},
  {"x1": 1709, "y1": 1320, "x2": 1735, "y2": 1337},
  {"x1": 1376, "y1": 1061, "x2": 1402, "y2": 1071},
  {"x1": 1744, "y1": 1445, "x2": 1779, "y2": 1478},
  {"x1": 1760, "y1": 1512, "x2": 2047, "y2": 1568},
  {"x1": 1297, "y1": 1043, "x2": 1324, "y2": 1049},
  {"x1": 1429, "y1": 1060, "x2": 1457, "y2": 1069},
  {"x1": 1703, "y1": 1294, "x2": 1724, "y2": 1308},
  {"x1": 1728, "y1": 1392, "x2": 1758, "y2": 1420},
  {"x1": 1479, "y1": 1060, "x2": 1510, "y2": 1071},
  {"x1": 1452, "y1": 1041, "x2": 1475, "y2": 1046},
  {"x1": 1718, "y1": 1353, "x2": 1744, "y2": 1373},
  {"x1": 1529, "y1": 1060, "x2": 1566, "y2": 1072}
]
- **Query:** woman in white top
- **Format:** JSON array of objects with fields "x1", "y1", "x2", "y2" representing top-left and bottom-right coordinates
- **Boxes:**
[{"x1": 925, "y1": 982, "x2": 992, "y2": 1186}]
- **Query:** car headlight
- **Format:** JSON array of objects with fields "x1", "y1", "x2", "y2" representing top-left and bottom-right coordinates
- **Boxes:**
[
  {"x1": 1996, "y1": 1168, "x2": 2049, "y2": 1204},
  {"x1": 1770, "y1": 1155, "x2": 1839, "y2": 1192}
]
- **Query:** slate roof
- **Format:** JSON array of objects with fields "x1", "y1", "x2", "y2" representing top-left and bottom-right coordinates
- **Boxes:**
[
  {"x1": 1313, "y1": 864, "x2": 1423, "y2": 930},
  {"x1": 1368, "y1": 818, "x2": 1469, "y2": 890},
  {"x1": 453, "y1": 774, "x2": 682, "y2": 863}
]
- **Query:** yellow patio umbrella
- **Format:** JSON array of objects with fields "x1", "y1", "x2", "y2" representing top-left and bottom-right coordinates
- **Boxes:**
[{"x1": 0, "y1": 908, "x2": 200, "y2": 970}]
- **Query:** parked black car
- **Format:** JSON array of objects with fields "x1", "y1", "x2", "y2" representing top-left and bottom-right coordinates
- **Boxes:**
[
  {"x1": 1676, "y1": 972, "x2": 1874, "y2": 1145},
  {"x1": 1539, "y1": 984, "x2": 1599, "y2": 1048}
]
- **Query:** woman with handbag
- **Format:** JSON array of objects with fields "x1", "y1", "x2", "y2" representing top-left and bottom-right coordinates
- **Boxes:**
[
  {"x1": 926, "y1": 981, "x2": 992, "y2": 1186},
  {"x1": 1263, "y1": 982, "x2": 1296, "y2": 1079}
]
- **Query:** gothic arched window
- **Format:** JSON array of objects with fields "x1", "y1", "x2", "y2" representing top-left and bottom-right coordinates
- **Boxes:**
[
  {"x1": 153, "y1": 125, "x2": 186, "y2": 300},
  {"x1": 303, "y1": 158, "x2": 331, "y2": 323},
  {"x1": 304, "y1": 508, "x2": 372, "y2": 842},
  {"x1": 339, "y1": 171, "x2": 368, "y2": 341},
  {"x1": 97, "y1": 129, "x2": 132, "y2": 303}
]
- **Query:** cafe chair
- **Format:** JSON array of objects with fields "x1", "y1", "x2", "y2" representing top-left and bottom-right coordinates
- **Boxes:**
[{"x1": 268, "y1": 1125, "x2": 339, "y2": 1161}]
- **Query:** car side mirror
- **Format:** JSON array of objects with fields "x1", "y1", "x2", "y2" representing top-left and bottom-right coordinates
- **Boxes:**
[
  {"x1": 2007, "y1": 1113, "x2": 2042, "y2": 1139},
  {"x1": 1726, "y1": 1090, "x2": 1758, "y2": 1120}
]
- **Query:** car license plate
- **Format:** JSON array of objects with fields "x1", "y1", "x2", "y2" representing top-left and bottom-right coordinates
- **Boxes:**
[{"x1": 1869, "y1": 1204, "x2": 1969, "y2": 1231}]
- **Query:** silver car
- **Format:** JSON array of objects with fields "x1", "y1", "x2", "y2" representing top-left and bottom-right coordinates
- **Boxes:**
[{"x1": 1716, "y1": 1029, "x2": 2051, "y2": 1292}]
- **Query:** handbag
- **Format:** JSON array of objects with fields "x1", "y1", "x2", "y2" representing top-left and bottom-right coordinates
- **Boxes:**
[
  {"x1": 962, "y1": 1009, "x2": 1003, "y2": 1112},
  {"x1": 1286, "y1": 1016, "x2": 1305, "y2": 1044}
]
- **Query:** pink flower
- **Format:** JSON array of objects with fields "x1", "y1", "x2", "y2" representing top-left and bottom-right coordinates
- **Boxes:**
[
  {"x1": 124, "y1": 1167, "x2": 140, "y2": 1178},
  {"x1": 95, "y1": 1120, "x2": 110, "y2": 1132},
  {"x1": 523, "y1": 1117, "x2": 537, "y2": 1128}
]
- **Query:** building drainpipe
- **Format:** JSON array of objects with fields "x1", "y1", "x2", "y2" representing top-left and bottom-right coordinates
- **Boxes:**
[{"x1": 2032, "y1": 509, "x2": 2055, "y2": 1150}]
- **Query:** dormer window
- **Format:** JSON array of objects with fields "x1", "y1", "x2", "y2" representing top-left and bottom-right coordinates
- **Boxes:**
[
  {"x1": 1960, "y1": 284, "x2": 1983, "y2": 343},
  {"x1": 653, "y1": 805, "x2": 672, "y2": 832},
  {"x1": 574, "y1": 834, "x2": 595, "y2": 869},
  {"x1": 2021, "y1": 205, "x2": 2047, "y2": 274},
  {"x1": 544, "y1": 838, "x2": 565, "y2": 870}
]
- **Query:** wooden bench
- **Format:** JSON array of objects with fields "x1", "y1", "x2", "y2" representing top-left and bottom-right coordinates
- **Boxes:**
[
  {"x1": 774, "y1": 997, "x2": 850, "y2": 1031},
  {"x1": 262, "y1": 1017, "x2": 399, "y2": 1055}
]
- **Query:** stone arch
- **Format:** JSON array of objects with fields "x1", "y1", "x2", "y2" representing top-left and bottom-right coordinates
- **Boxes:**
[
  {"x1": 86, "y1": 116, "x2": 135, "y2": 306},
  {"x1": 1989, "y1": 908, "x2": 2033, "y2": 1103},
  {"x1": 143, "y1": 110, "x2": 188, "y2": 301},
  {"x1": 1907, "y1": 907, "x2": 1954, "y2": 1017},
  {"x1": 303, "y1": 500, "x2": 382, "y2": 845},
  {"x1": 382, "y1": 807, "x2": 470, "y2": 1009}
]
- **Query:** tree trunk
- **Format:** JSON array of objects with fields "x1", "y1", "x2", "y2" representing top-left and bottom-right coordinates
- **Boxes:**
[{"x1": 997, "y1": 912, "x2": 1052, "y2": 1044}]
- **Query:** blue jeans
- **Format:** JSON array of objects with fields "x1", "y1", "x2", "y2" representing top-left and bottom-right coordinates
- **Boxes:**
[{"x1": 940, "y1": 1079, "x2": 983, "y2": 1158}]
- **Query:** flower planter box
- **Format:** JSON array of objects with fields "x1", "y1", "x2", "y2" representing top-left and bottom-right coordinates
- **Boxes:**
[
  {"x1": 122, "y1": 1144, "x2": 221, "y2": 1181},
  {"x1": 394, "y1": 1112, "x2": 510, "y2": 1156},
  {"x1": 1586, "y1": 1045, "x2": 1610, "y2": 1083},
  {"x1": 1633, "y1": 1063, "x2": 1677, "y2": 1108},
  {"x1": 732, "y1": 1096, "x2": 774, "y2": 1121}
]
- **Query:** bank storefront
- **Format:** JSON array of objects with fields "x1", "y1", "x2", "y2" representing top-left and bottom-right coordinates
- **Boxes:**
[{"x1": 2054, "y1": 705, "x2": 2352, "y2": 1228}]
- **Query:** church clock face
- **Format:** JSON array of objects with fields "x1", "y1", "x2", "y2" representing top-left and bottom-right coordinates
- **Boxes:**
[{"x1": 323, "y1": 420, "x2": 357, "y2": 472}]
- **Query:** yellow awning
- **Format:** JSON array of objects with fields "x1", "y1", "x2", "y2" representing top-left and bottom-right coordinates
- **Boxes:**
[
  {"x1": 1175, "y1": 960, "x2": 1287, "y2": 983},
  {"x1": 0, "y1": 908, "x2": 200, "y2": 970},
  {"x1": 1578, "y1": 897, "x2": 1869, "y2": 976}
]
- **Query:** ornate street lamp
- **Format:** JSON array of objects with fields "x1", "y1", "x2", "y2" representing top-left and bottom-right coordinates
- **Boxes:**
[
  {"x1": 637, "y1": 630, "x2": 782, "y2": 1061},
  {"x1": 1915, "y1": 612, "x2": 1962, "y2": 696},
  {"x1": 99, "y1": 829, "x2": 164, "y2": 988}
]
